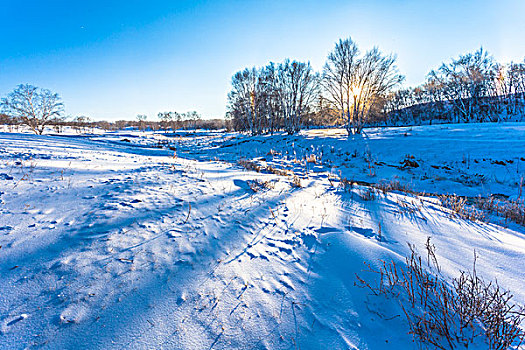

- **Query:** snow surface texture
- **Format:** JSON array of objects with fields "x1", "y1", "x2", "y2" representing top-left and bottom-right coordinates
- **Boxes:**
[{"x1": 0, "y1": 123, "x2": 524, "y2": 349}]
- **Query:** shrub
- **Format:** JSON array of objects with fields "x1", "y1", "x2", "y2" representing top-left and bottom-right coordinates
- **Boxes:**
[
  {"x1": 439, "y1": 194, "x2": 485, "y2": 221},
  {"x1": 247, "y1": 179, "x2": 275, "y2": 192},
  {"x1": 356, "y1": 241, "x2": 525, "y2": 349},
  {"x1": 291, "y1": 175, "x2": 302, "y2": 188}
]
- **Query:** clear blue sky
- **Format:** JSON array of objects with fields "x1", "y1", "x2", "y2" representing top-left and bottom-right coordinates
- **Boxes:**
[{"x1": 1, "y1": 0, "x2": 524, "y2": 120}]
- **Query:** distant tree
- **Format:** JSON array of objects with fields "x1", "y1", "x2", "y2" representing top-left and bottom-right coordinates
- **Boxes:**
[
  {"x1": 72, "y1": 115, "x2": 91, "y2": 133},
  {"x1": 183, "y1": 111, "x2": 201, "y2": 129},
  {"x1": 1, "y1": 84, "x2": 64, "y2": 135},
  {"x1": 136, "y1": 114, "x2": 147, "y2": 131},
  {"x1": 158, "y1": 112, "x2": 173, "y2": 132},
  {"x1": 0, "y1": 113, "x2": 22, "y2": 132},
  {"x1": 0, "y1": 113, "x2": 15, "y2": 128},
  {"x1": 429, "y1": 48, "x2": 496, "y2": 122}
]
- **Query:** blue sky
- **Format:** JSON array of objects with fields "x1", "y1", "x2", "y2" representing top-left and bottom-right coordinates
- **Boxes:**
[{"x1": 1, "y1": 0, "x2": 524, "y2": 120}]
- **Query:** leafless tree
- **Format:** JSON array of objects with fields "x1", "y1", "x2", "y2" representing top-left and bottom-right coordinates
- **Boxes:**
[
  {"x1": 158, "y1": 112, "x2": 173, "y2": 132},
  {"x1": 71, "y1": 115, "x2": 91, "y2": 133},
  {"x1": 429, "y1": 48, "x2": 496, "y2": 122},
  {"x1": 276, "y1": 60, "x2": 320, "y2": 134},
  {"x1": 227, "y1": 68, "x2": 262, "y2": 135},
  {"x1": 227, "y1": 60, "x2": 320, "y2": 135},
  {"x1": 323, "y1": 38, "x2": 403, "y2": 134},
  {"x1": 351, "y1": 48, "x2": 404, "y2": 133},
  {"x1": 181, "y1": 111, "x2": 201, "y2": 129},
  {"x1": 323, "y1": 38, "x2": 360, "y2": 133},
  {"x1": 136, "y1": 114, "x2": 147, "y2": 131},
  {"x1": 1, "y1": 84, "x2": 64, "y2": 134}
]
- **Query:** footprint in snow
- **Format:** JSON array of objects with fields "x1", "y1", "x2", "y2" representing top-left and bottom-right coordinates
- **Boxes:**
[
  {"x1": 346, "y1": 225, "x2": 386, "y2": 242},
  {"x1": 314, "y1": 226, "x2": 339, "y2": 234},
  {"x1": 6, "y1": 314, "x2": 28, "y2": 327},
  {"x1": 1, "y1": 314, "x2": 28, "y2": 333},
  {"x1": 232, "y1": 179, "x2": 250, "y2": 190},
  {"x1": 0, "y1": 173, "x2": 14, "y2": 181},
  {"x1": 59, "y1": 303, "x2": 89, "y2": 324}
]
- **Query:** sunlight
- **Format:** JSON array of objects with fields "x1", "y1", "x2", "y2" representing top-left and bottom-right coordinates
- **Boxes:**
[{"x1": 351, "y1": 84, "x2": 362, "y2": 98}]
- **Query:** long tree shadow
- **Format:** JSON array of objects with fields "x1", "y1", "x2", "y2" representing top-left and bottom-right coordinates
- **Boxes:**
[{"x1": 45, "y1": 181, "x2": 295, "y2": 349}]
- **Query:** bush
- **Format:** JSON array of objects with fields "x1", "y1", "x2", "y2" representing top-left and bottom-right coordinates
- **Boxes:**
[{"x1": 356, "y1": 240, "x2": 525, "y2": 349}]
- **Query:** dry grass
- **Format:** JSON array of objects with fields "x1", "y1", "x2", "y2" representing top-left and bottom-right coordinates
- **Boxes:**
[
  {"x1": 438, "y1": 194, "x2": 525, "y2": 226},
  {"x1": 356, "y1": 240, "x2": 525, "y2": 349},
  {"x1": 439, "y1": 194, "x2": 485, "y2": 221},
  {"x1": 240, "y1": 158, "x2": 525, "y2": 227},
  {"x1": 266, "y1": 165, "x2": 290, "y2": 177},
  {"x1": 291, "y1": 175, "x2": 302, "y2": 188},
  {"x1": 477, "y1": 196, "x2": 525, "y2": 226},
  {"x1": 305, "y1": 154, "x2": 319, "y2": 164},
  {"x1": 336, "y1": 175, "x2": 524, "y2": 227},
  {"x1": 238, "y1": 158, "x2": 301, "y2": 189},
  {"x1": 375, "y1": 179, "x2": 412, "y2": 194},
  {"x1": 237, "y1": 159, "x2": 262, "y2": 172},
  {"x1": 338, "y1": 177, "x2": 354, "y2": 192},
  {"x1": 247, "y1": 179, "x2": 275, "y2": 192},
  {"x1": 359, "y1": 187, "x2": 377, "y2": 201},
  {"x1": 237, "y1": 158, "x2": 291, "y2": 177}
]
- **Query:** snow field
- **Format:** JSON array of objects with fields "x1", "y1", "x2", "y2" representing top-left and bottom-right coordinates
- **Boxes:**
[{"x1": 0, "y1": 125, "x2": 524, "y2": 349}]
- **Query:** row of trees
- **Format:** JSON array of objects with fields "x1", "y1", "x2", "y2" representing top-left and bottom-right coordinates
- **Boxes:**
[
  {"x1": 0, "y1": 84, "x2": 223, "y2": 134},
  {"x1": 228, "y1": 39, "x2": 525, "y2": 134},
  {"x1": 157, "y1": 111, "x2": 203, "y2": 132},
  {"x1": 384, "y1": 49, "x2": 525, "y2": 125},
  {"x1": 227, "y1": 37, "x2": 404, "y2": 135},
  {"x1": 228, "y1": 60, "x2": 320, "y2": 135},
  {"x1": 3, "y1": 44, "x2": 524, "y2": 135}
]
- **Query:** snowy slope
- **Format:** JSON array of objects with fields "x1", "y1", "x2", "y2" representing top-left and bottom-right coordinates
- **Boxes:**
[{"x1": 0, "y1": 126, "x2": 524, "y2": 349}]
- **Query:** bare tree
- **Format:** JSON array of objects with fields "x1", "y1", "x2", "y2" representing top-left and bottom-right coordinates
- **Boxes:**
[
  {"x1": 227, "y1": 60, "x2": 320, "y2": 135},
  {"x1": 323, "y1": 38, "x2": 403, "y2": 134},
  {"x1": 227, "y1": 68, "x2": 261, "y2": 135},
  {"x1": 1, "y1": 84, "x2": 64, "y2": 135},
  {"x1": 351, "y1": 48, "x2": 404, "y2": 133},
  {"x1": 72, "y1": 115, "x2": 91, "y2": 133},
  {"x1": 323, "y1": 38, "x2": 360, "y2": 132},
  {"x1": 158, "y1": 112, "x2": 173, "y2": 132},
  {"x1": 258, "y1": 62, "x2": 281, "y2": 134},
  {"x1": 136, "y1": 114, "x2": 147, "y2": 131},
  {"x1": 276, "y1": 60, "x2": 320, "y2": 134},
  {"x1": 429, "y1": 48, "x2": 496, "y2": 122}
]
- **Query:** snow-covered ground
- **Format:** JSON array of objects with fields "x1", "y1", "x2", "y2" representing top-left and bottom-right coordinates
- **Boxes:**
[
  {"x1": 0, "y1": 123, "x2": 524, "y2": 349},
  {"x1": 169, "y1": 122, "x2": 525, "y2": 199}
]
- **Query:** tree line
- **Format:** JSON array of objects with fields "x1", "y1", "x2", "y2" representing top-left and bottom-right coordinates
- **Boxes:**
[
  {"x1": 384, "y1": 48, "x2": 525, "y2": 125},
  {"x1": 227, "y1": 38, "x2": 525, "y2": 135},
  {"x1": 0, "y1": 84, "x2": 224, "y2": 134},
  {"x1": 2, "y1": 38, "x2": 525, "y2": 135},
  {"x1": 227, "y1": 37, "x2": 403, "y2": 135}
]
